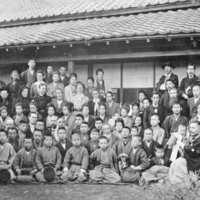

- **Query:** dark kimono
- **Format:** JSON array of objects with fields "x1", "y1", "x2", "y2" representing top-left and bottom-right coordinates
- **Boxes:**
[
  {"x1": 7, "y1": 80, "x2": 24, "y2": 100},
  {"x1": 85, "y1": 140, "x2": 99, "y2": 155},
  {"x1": 141, "y1": 140, "x2": 159, "y2": 159}
]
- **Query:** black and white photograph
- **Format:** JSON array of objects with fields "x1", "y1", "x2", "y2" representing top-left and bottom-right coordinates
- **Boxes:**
[{"x1": 0, "y1": 0, "x2": 200, "y2": 200}]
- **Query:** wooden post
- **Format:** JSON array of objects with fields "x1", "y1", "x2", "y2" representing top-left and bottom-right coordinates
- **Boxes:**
[
  {"x1": 68, "y1": 61, "x2": 75, "y2": 74},
  {"x1": 88, "y1": 63, "x2": 93, "y2": 77},
  {"x1": 120, "y1": 62, "x2": 123, "y2": 105},
  {"x1": 153, "y1": 61, "x2": 156, "y2": 91}
]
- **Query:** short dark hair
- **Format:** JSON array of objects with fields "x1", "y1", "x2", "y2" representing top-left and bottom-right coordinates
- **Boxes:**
[
  {"x1": 7, "y1": 126, "x2": 17, "y2": 133},
  {"x1": 76, "y1": 114, "x2": 84, "y2": 121},
  {"x1": 98, "y1": 135, "x2": 108, "y2": 142},
  {"x1": 15, "y1": 102, "x2": 23, "y2": 108},
  {"x1": 187, "y1": 63, "x2": 196, "y2": 70},
  {"x1": 155, "y1": 144, "x2": 164, "y2": 151},
  {"x1": 28, "y1": 112, "x2": 38, "y2": 118},
  {"x1": 0, "y1": 129, "x2": 7, "y2": 136},
  {"x1": 96, "y1": 68, "x2": 104, "y2": 75},
  {"x1": 131, "y1": 125, "x2": 138, "y2": 131},
  {"x1": 81, "y1": 122, "x2": 89, "y2": 127},
  {"x1": 123, "y1": 126, "x2": 131, "y2": 132},
  {"x1": 63, "y1": 102, "x2": 74, "y2": 113},
  {"x1": 115, "y1": 118, "x2": 124, "y2": 127},
  {"x1": 91, "y1": 128, "x2": 99, "y2": 134},
  {"x1": 33, "y1": 129, "x2": 43, "y2": 135},
  {"x1": 95, "y1": 117, "x2": 103, "y2": 123},
  {"x1": 19, "y1": 120, "x2": 28, "y2": 125},
  {"x1": 87, "y1": 77, "x2": 94, "y2": 83},
  {"x1": 57, "y1": 127, "x2": 66, "y2": 132},
  {"x1": 151, "y1": 91, "x2": 160, "y2": 98},
  {"x1": 99, "y1": 103, "x2": 106, "y2": 109},
  {"x1": 36, "y1": 120, "x2": 44, "y2": 124}
]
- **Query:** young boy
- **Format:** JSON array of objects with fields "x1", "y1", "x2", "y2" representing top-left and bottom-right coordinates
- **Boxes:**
[
  {"x1": 112, "y1": 126, "x2": 132, "y2": 156},
  {"x1": 13, "y1": 135, "x2": 37, "y2": 183},
  {"x1": 18, "y1": 120, "x2": 28, "y2": 142},
  {"x1": 113, "y1": 118, "x2": 124, "y2": 139},
  {"x1": 13, "y1": 103, "x2": 27, "y2": 127},
  {"x1": 131, "y1": 126, "x2": 139, "y2": 138},
  {"x1": 85, "y1": 128, "x2": 99, "y2": 155},
  {"x1": 121, "y1": 136, "x2": 149, "y2": 183},
  {"x1": 121, "y1": 104, "x2": 132, "y2": 128},
  {"x1": 102, "y1": 123, "x2": 118, "y2": 147},
  {"x1": 61, "y1": 133, "x2": 89, "y2": 182},
  {"x1": 141, "y1": 128, "x2": 159, "y2": 159},
  {"x1": 89, "y1": 136, "x2": 121, "y2": 183},
  {"x1": 142, "y1": 144, "x2": 170, "y2": 185},
  {"x1": 151, "y1": 114, "x2": 165, "y2": 145},
  {"x1": 0, "y1": 129, "x2": 16, "y2": 181},
  {"x1": 80, "y1": 122, "x2": 90, "y2": 145},
  {"x1": 8, "y1": 127, "x2": 23, "y2": 153},
  {"x1": 35, "y1": 133, "x2": 61, "y2": 182},
  {"x1": 94, "y1": 117, "x2": 103, "y2": 135},
  {"x1": 33, "y1": 129, "x2": 43, "y2": 150},
  {"x1": 71, "y1": 114, "x2": 84, "y2": 135},
  {"x1": 55, "y1": 127, "x2": 72, "y2": 166}
]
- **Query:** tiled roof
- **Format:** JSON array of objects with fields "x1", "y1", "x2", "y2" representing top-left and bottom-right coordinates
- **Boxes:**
[
  {"x1": 0, "y1": 0, "x2": 189, "y2": 23},
  {"x1": 0, "y1": 8, "x2": 199, "y2": 47}
]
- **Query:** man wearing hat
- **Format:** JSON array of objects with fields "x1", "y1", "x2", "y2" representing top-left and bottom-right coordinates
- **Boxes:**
[
  {"x1": 156, "y1": 63, "x2": 179, "y2": 95},
  {"x1": 179, "y1": 63, "x2": 199, "y2": 99}
]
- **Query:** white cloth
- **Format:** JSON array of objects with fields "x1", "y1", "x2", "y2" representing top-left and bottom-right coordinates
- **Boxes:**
[
  {"x1": 93, "y1": 98, "x2": 100, "y2": 113},
  {"x1": 170, "y1": 132, "x2": 182, "y2": 162},
  {"x1": 57, "y1": 100, "x2": 62, "y2": 109}
]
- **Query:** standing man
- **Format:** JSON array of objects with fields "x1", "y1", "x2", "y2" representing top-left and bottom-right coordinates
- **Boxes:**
[
  {"x1": 94, "y1": 68, "x2": 111, "y2": 101},
  {"x1": 59, "y1": 66, "x2": 69, "y2": 87},
  {"x1": 7, "y1": 70, "x2": 24, "y2": 100},
  {"x1": 156, "y1": 62, "x2": 179, "y2": 95},
  {"x1": 44, "y1": 66, "x2": 53, "y2": 84},
  {"x1": 20, "y1": 59, "x2": 36, "y2": 88},
  {"x1": 187, "y1": 85, "x2": 200, "y2": 119},
  {"x1": 179, "y1": 63, "x2": 199, "y2": 99},
  {"x1": 47, "y1": 71, "x2": 64, "y2": 98}
]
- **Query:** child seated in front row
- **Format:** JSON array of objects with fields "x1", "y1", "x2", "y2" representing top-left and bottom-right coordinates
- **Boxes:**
[
  {"x1": 61, "y1": 133, "x2": 89, "y2": 182},
  {"x1": 89, "y1": 136, "x2": 121, "y2": 183},
  {"x1": 85, "y1": 128, "x2": 100, "y2": 155},
  {"x1": 35, "y1": 133, "x2": 62, "y2": 182},
  {"x1": 141, "y1": 128, "x2": 159, "y2": 159},
  {"x1": 13, "y1": 135, "x2": 37, "y2": 183},
  {"x1": 120, "y1": 136, "x2": 149, "y2": 183},
  {"x1": 0, "y1": 129, "x2": 16, "y2": 182}
]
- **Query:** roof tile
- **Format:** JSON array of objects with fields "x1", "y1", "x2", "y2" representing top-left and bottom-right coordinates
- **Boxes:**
[{"x1": 0, "y1": 8, "x2": 199, "y2": 47}]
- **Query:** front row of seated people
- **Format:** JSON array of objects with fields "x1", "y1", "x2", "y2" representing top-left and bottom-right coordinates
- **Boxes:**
[{"x1": 0, "y1": 119, "x2": 199, "y2": 185}]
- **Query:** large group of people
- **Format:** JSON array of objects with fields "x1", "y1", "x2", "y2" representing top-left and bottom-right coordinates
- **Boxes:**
[{"x1": 0, "y1": 59, "x2": 200, "y2": 186}]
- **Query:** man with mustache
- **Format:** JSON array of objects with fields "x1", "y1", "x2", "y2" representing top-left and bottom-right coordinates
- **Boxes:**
[
  {"x1": 169, "y1": 121, "x2": 200, "y2": 184},
  {"x1": 179, "y1": 63, "x2": 199, "y2": 100}
]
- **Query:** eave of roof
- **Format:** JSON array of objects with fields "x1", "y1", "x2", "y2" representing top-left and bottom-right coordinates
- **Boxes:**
[
  {"x1": 0, "y1": 8, "x2": 199, "y2": 48},
  {"x1": 0, "y1": 0, "x2": 196, "y2": 27}
]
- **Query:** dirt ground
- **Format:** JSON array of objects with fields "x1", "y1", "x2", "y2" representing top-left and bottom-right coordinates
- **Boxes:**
[{"x1": 0, "y1": 183, "x2": 156, "y2": 200}]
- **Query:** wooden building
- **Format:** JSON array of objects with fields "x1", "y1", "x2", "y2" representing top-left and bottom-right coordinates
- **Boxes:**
[{"x1": 0, "y1": 0, "x2": 200, "y2": 103}]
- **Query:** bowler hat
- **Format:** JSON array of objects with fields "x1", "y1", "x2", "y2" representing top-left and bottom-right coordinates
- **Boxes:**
[
  {"x1": 43, "y1": 166, "x2": 55, "y2": 182},
  {"x1": 161, "y1": 62, "x2": 175, "y2": 69},
  {"x1": 0, "y1": 169, "x2": 11, "y2": 183}
]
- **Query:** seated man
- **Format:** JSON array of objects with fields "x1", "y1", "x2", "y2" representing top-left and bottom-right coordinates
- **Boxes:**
[
  {"x1": 13, "y1": 135, "x2": 37, "y2": 182},
  {"x1": 35, "y1": 132, "x2": 61, "y2": 182},
  {"x1": 169, "y1": 121, "x2": 200, "y2": 184},
  {"x1": 89, "y1": 136, "x2": 121, "y2": 183}
]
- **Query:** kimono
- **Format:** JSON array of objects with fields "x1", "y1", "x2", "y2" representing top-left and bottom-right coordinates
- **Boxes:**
[
  {"x1": 0, "y1": 116, "x2": 12, "y2": 129},
  {"x1": 13, "y1": 148, "x2": 37, "y2": 182},
  {"x1": 106, "y1": 101, "x2": 120, "y2": 118},
  {"x1": 8, "y1": 138, "x2": 23, "y2": 153},
  {"x1": 84, "y1": 115, "x2": 94, "y2": 133},
  {"x1": 142, "y1": 155, "x2": 170, "y2": 185},
  {"x1": 51, "y1": 99, "x2": 67, "y2": 117},
  {"x1": 169, "y1": 135, "x2": 200, "y2": 184},
  {"x1": 0, "y1": 143, "x2": 16, "y2": 180},
  {"x1": 107, "y1": 134, "x2": 119, "y2": 148},
  {"x1": 80, "y1": 132, "x2": 90, "y2": 146},
  {"x1": 32, "y1": 141, "x2": 43, "y2": 150},
  {"x1": 44, "y1": 74, "x2": 53, "y2": 84},
  {"x1": 60, "y1": 75, "x2": 69, "y2": 87},
  {"x1": 55, "y1": 139, "x2": 73, "y2": 165},
  {"x1": 7, "y1": 80, "x2": 24, "y2": 100},
  {"x1": 120, "y1": 148, "x2": 149, "y2": 183},
  {"x1": 11, "y1": 97, "x2": 30, "y2": 116},
  {"x1": 84, "y1": 88, "x2": 93, "y2": 100},
  {"x1": 20, "y1": 69, "x2": 36, "y2": 88},
  {"x1": 61, "y1": 146, "x2": 89, "y2": 182},
  {"x1": 99, "y1": 114, "x2": 110, "y2": 124},
  {"x1": 0, "y1": 98, "x2": 11, "y2": 114},
  {"x1": 64, "y1": 84, "x2": 77, "y2": 102},
  {"x1": 89, "y1": 148, "x2": 121, "y2": 183},
  {"x1": 122, "y1": 116, "x2": 132, "y2": 128},
  {"x1": 85, "y1": 140, "x2": 99, "y2": 155},
  {"x1": 63, "y1": 113, "x2": 76, "y2": 135},
  {"x1": 32, "y1": 94, "x2": 52, "y2": 118},
  {"x1": 179, "y1": 74, "x2": 199, "y2": 98},
  {"x1": 112, "y1": 137, "x2": 132, "y2": 156},
  {"x1": 141, "y1": 140, "x2": 159, "y2": 159},
  {"x1": 94, "y1": 80, "x2": 111, "y2": 94},
  {"x1": 47, "y1": 82, "x2": 64, "y2": 98},
  {"x1": 88, "y1": 99, "x2": 101, "y2": 116},
  {"x1": 187, "y1": 97, "x2": 200, "y2": 119},
  {"x1": 162, "y1": 114, "x2": 188, "y2": 139},
  {"x1": 152, "y1": 125, "x2": 165, "y2": 145},
  {"x1": 13, "y1": 113, "x2": 27, "y2": 126},
  {"x1": 35, "y1": 146, "x2": 61, "y2": 182}
]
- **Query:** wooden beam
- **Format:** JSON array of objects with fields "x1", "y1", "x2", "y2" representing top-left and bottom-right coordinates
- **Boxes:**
[
  {"x1": 153, "y1": 61, "x2": 156, "y2": 91},
  {"x1": 68, "y1": 61, "x2": 75, "y2": 74},
  {"x1": 0, "y1": 3, "x2": 199, "y2": 28},
  {"x1": 120, "y1": 62, "x2": 124, "y2": 105},
  {"x1": 1, "y1": 49, "x2": 200, "y2": 64},
  {"x1": 88, "y1": 63, "x2": 93, "y2": 77}
]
